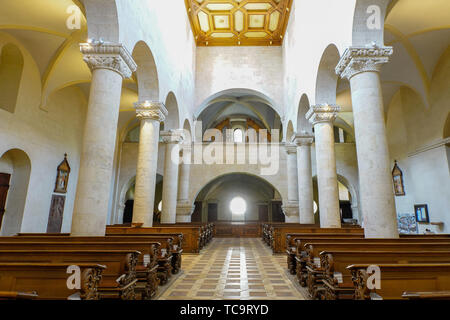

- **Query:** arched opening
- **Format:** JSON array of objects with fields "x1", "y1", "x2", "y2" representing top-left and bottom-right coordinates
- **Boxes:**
[
  {"x1": 132, "y1": 41, "x2": 159, "y2": 102},
  {"x1": 164, "y1": 91, "x2": 180, "y2": 130},
  {"x1": 193, "y1": 173, "x2": 284, "y2": 223},
  {"x1": 297, "y1": 94, "x2": 313, "y2": 134},
  {"x1": 0, "y1": 44, "x2": 23, "y2": 113},
  {"x1": 0, "y1": 149, "x2": 31, "y2": 236},
  {"x1": 315, "y1": 44, "x2": 340, "y2": 105},
  {"x1": 121, "y1": 174, "x2": 163, "y2": 224},
  {"x1": 195, "y1": 89, "x2": 283, "y2": 143},
  {"x1": 286, "y1": 121, "x2": 294, "y2": 143},
  {"x1": 312, "y1": 175, "x2": 359, "y2": 225}
]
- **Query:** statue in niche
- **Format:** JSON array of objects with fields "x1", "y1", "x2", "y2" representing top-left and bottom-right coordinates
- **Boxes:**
[{"x1": 54, "y1": 154, "x2": 70, "y2": 194}]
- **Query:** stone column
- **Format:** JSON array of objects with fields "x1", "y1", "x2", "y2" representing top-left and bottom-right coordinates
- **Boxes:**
[
  {"x1": 176, "y1": 144, "x2": 194, "y2": 222},
  {"x1": 336, "y1": 45, "x2": 398, "y2": 238},
  {"x1": 132, "y1": 101, "x2": 168, "y2": 227},
  {"x1": 293, "y1": 133, "x2": 315, "y2": 224},
  {"x1": 306, "y1": 105, "x2": 341, "y2": 228},
  {"x1": 282, "y1": 144, "x2": 299, "y2": 223},
  {"x1": 71, "y1": 43, "x2": 136, "y2": 236},
  {"x1": 160, "y1": 131, "x2": 183, "y2": 224}
]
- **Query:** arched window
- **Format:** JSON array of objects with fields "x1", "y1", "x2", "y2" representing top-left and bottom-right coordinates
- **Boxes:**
[
  {"x1": 233, "y1": 128, "x2": 243, "y2": 143},
  {"x1": 0, "y1": 44, "x2": 23, "y2": 113}
]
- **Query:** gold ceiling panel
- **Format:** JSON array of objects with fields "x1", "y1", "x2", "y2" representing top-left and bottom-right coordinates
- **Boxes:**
[{"x1": 185, "y1": 0, "x2": 293, "y2": 46}]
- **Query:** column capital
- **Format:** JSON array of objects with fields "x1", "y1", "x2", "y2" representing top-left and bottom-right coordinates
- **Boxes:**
[
  {"x1": 161, "y1": 130, "x2": 184, "y2": 144},
  {"x1": 335, "y1": 45, "x2": 393, "y2": 80},
  {"x1": 306, "y1": 104, "x2": 340, "y2": 125},
  {"x1": 80, "y1": 42, "x2": 137, "y2": 79},
  {"x1": 282, "y1": 203, "x2": 299, "y2": 217},
  {"x1": 293, "y1": 132, "x2": 314, "y2": 146},
  {"x1": 285, "y1": 143, "x2": 297, "y2": 155},
  {"x1": 134, "y1": 101, "x2": 168, "y2": 122}
]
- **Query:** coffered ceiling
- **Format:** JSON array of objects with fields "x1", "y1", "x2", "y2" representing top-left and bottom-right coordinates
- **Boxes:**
[{"x1": 185, "y1": 0, "x2": 293, "y2": 46}]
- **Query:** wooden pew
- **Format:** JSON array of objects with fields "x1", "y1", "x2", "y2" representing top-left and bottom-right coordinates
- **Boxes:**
[
  {"x1": 286, "y1": 234, "x2": 365, "y2": 275},
  {"x1": 106, "y1": 225, "x2": 202, "y2": 253},
  {"x1": 0, "y1": 291, "x2": 38, "y2": 300},
  {"x1": 0, "y1": 262, "x2": 105, "y2": 300},
  {"x1": 17, "y1": 233, "x2": 184, "y2": 276},
  {"x1": 402, "y1": 291, "x2": 450, "y2": 300},
  {"x1": 270, "y1": 225, "x2": 363, "y2": 254},
  {"x1": 298, "y1": 241, "x2": 450, "y2": 292},
  {"x1": 0, "y1": 249, "x2": 140, "y2": 300},
  {"x1": 317, "y1": 250, "x2": 450, "y2": 300},
  {"x1": 0, "y1": 239, "x2": 162, "y2": 299},
  {"x1": 347, "y1": 264, "x2": 450, "y2": 300}
]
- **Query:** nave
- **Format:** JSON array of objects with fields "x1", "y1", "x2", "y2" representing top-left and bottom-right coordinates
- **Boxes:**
[{"x1": 157, "y1": 238, "x2": 306, "y2": 300}]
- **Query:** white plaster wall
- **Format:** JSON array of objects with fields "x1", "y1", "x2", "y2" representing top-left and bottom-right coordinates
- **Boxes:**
[
  {"x1": 0, "y1": 34, "x2": 86, "y2": 234},
  {"x1": 195, "y1": 46, "x2": 284, "y2": 114}
]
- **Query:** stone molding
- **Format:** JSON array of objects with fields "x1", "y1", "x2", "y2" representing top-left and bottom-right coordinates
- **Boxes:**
[
  {"x1": 293, "y1": 133, "x2": 314, "y2": 147},
  {"x1": 80, "y1": 42, "x2": 137, "y2": 79},
  {"x1": 176, "y1": 202, "x2": 195, "y2": 216},
  {"x1": 306, "y1": 104, "x2": 340, "y2": 125},
  {"x1": 285, "y1": 143, "x2": 297, "y2": 155},
  {"x1": 282, "y1": 202, "x2": 299, "y2": 217},
  {"x1": 161, "y1": 130, "x2": 184, "y2": 144},
  {"x1": 134, "y1": 101, "x2": 168, "y2": 122},
  {"x1": 335, "y1": 45, "x2": 393, "y2": 80}
]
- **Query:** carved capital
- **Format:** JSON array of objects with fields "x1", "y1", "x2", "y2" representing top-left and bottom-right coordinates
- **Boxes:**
[
  {"x1": 80, "y1": 42, "x2": 137, "y2": 79},
  {"x1": 134, "y1": 101, "x2": 168, "y2": 122},
  {"x1": 335, "y1": 45, "x2": 393, "y2": 80},
  {"x1": 293, "y1": 132, "x2": 314, "y2": 146},
  {"x1": 282, "y1": 203, "x2": 299, "y2": 217},
  {"x1": 306, "y1": 104, "x2": 340, "y2": 126},
  {"x1": 160, "y1": 130, "x2": 184, "y2": 144}
]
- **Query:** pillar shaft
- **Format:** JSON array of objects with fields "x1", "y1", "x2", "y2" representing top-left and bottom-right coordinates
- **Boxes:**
[
  {"x1": 160, "y1": 131, "x2": 183, "y2": 224},
  {"x1": 71, "y1": 43, "x2": 136, "y2": 236},
  {"x1": 336, "y1": 46, "x2": 398, "y2": 238},
  {"x1": 176, "y1": 146, "x2": 194, "y2": 222},
  {"x1": 283, "y1": 145, "x2": 299, "y2": 223},
  {"x1": 294, "y1": 134, "x2": 315, "y2": 224},
  {"x1": 307, "y1": 105, "x2": 341, "y2": 228},
  {"x1": 132, "y1": 102, "x2": 167, "y2": 227}
]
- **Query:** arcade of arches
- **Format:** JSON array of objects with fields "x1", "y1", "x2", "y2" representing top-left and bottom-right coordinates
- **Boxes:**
[{"x1": 0, "y1": 0, "x2": 449, "y2": 300}]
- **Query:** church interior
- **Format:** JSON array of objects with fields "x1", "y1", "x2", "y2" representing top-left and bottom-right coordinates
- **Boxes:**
[{"x1": 0, "y1": 0, "x2": 449, "y2": 302}]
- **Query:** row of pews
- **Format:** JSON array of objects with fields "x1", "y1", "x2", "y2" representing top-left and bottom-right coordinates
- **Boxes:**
[
  {"x1": 261, "y1": 223, "x2": 450, "y2": 300},
  {"x1": 0, "y1": 222, "x2": 214, "y2": 300}
]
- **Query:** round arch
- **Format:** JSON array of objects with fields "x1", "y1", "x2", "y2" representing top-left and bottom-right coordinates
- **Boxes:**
[
  {"x1": 132, "y1": 41, "x2": 159, "y2": 102},
  {"x1": 164, "y1": 91, "x2": 180, "y2": 130},
  {"x1": 296, "y1": 93, "x2": 313, "y2": 134},
  {"x1": 315, "y1": 44, "x2": 341, "y2": 105},
  {"x1": 0, "y1": 148, "x2": 31, "y2": 236}
]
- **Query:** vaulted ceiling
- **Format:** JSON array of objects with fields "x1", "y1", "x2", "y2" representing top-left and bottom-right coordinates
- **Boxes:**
[{"x1": 185, "y1": 0, "x2": 293, "y2": 46}]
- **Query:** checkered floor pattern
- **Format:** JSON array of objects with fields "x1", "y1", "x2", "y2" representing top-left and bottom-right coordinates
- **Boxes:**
[{"x1": 157, "y1": 238, "x2": 306, "y2": 300}]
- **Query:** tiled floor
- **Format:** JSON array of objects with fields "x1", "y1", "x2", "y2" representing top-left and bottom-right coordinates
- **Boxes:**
[{"x1": 157, "y1": 238, "x2": 306, "y2": 300}]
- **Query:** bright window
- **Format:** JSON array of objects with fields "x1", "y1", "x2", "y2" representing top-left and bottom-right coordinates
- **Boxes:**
[
  {"x1": 230, "y1": 197, "x2": 246, "y2": 215},
  {"x1": 233, "y1": 128, "x2": 243, "y2": 143}
]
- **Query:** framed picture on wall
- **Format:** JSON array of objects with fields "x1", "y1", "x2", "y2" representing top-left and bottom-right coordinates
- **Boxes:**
[
  {"x1": 414, "y1": 204, "x2": 430, "y2": 223},
  {"x1": 392, "y1": 160, "x2": 405, "y2": 196},
  {"x1": 54, "y1": 154, "x2": 70, "y2": 194},
  {"x1": 397, "y1": 213, "x2": 418, "y2": 234}
]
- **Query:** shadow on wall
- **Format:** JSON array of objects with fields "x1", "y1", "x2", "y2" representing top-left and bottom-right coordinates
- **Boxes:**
[{"x1": 0, "y1": 148, "x2": 31, "y2": 236}]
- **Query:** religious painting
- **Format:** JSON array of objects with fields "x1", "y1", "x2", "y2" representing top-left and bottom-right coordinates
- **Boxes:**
[
  {"x1": 54, "y1": 154, "x2": 70, "y2": 194},
  {"x1": 397, "y1": 213, "x2": 418, "y2": 234},
  {"x1": 47, "y1": 195, "x2": 65, "y2": 233},
  {"x1": 415, "y1": 204, "x2": 430, "y2": 223},
  {"x1": 392, "y1": 160, "x2": 405, "y2": 196}
]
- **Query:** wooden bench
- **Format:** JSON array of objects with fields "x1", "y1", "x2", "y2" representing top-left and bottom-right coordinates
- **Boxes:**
[
  {"x1": 317, "y1": 250, "x2": 450, "y2": 300},
  {"x1": 106, "y1": 225, "x2": 202, "y2": 253},
  {"x1": 270, "y1": 225, "x2": 363, "y2": 253},
  {"x1": 286, "y1": 234, "x2": 365, "y2": 275},
  {"x1": 0, "y1": 262, "x2": 105, "y2": 300},
  {"x1": 347, "y1": 264, "x2": 450, "y2": 300},
  {"x1": 0, "y1": 249, "x2": 140, "y2": 300},
  {"x1": 297, "y1": 241, "x2": 450, "y2": 291},
  {"x1": 0, "y1": 291, "x2": 39, "y2": 300},
  {"x1": 0, "y1": 239, "x2": 163, "y2": 299}
]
